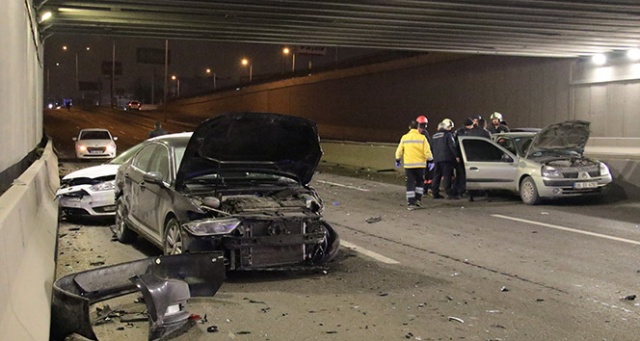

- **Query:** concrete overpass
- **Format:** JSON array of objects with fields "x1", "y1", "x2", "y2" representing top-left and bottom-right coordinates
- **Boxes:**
[{"x1": 3, "y1": 1, "x2": 640, "y2": 340}]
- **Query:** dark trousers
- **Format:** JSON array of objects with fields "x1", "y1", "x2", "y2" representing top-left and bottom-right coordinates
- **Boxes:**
[
  {"x1": 432, "y1": 161, "x2": 455, "y2": 197},
  {"x1": 454, "y1": 161, "x2": 466, "y2": 196},
  {"x1": 404, "y1": 168, "x2": 425, "y2": 204},
  {"x1": 424, "y1": 161, "x2": 434, "y2": 191}
]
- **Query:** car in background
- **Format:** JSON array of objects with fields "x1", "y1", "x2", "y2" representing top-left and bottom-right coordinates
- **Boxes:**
[
  {"x1": 73, "y1": 129, "x2": 118, "y2": 160},
  {"x1": 113, "y1": 112, "x2": 340, "y2": 271},
  {"x1": 459, "y1": 120, "x2": 612, "y2": 204},
  {"x1": 57, "y1": 133, "x2": 192, "y2": 219},
  {"x1": 127, "y1": 100, "x2": 141, "y2": 111}
]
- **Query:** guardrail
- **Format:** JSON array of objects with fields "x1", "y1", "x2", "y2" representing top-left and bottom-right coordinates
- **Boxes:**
[{"x1": 0, "y1": 140, "x2": 59, "y2": 340}]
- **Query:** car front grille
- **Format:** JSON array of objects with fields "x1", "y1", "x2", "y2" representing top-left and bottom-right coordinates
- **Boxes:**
[
  {"x1": 562, "y1": 170, "x2": 600, "y2": 178},
  {"x1": 236, "y1": 217, "x2": 324, "y2": 268},
  {"x1": 87, "y1": 147, "x2": 106, "y2": 153}
]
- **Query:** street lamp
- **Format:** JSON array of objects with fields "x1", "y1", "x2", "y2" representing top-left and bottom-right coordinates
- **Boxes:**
[
  {"x1": 282, "y1": 47, "x2": 295, "y2": 73},
  {"x1": 171, "y1": 75, "x2": 180, "y2": 96},
  {"x1": 241, "y1": 58, "x2": 252, "y2": 82},
  {"x1": 62, "y1": 45, "x2": 91, "y2": 98},
  {"x1": 206, "y1": 68, "x2": 216, "y2": 89}
]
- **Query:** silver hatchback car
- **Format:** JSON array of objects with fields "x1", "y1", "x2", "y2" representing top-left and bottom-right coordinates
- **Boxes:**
[{"x1": 458, "y1": 120, "x2": 612, "y2": 204}]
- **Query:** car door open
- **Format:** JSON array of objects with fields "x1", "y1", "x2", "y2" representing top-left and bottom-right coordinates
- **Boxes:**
[{"x1": 459, "y1": 137, "x2": 518, "y2": 191}]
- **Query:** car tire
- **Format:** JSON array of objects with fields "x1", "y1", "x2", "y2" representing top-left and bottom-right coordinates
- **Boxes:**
[
  {"x1": 114, "y1": 197, "x2": 136, "y2": 243},
  {"x1": 520, "y1": 176, "x2": 541, "y2": 205},
  {"x1": 163, "y1": 217, "x2": 183, "y2": 255}
]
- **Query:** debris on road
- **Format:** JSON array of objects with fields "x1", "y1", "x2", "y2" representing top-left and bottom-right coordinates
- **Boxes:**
[
  {"x1": 366, "y1": 216, "x2": 383, "y2": 224},
  {"x1": 621, "y1": 294, "x2": 636, "y2": 301},
  {"x1": 447, "y1": 316, "x2": 464, "y2": 323},
  {"x1": 206, "y1": 325, "x2": 219, "y2": 333},
  {"x1": 500, "y1": 286, "x2": 510, "y2": 292}
]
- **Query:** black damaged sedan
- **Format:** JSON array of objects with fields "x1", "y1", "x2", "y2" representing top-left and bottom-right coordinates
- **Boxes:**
[{"x1": 113, "y1": 112, "x2": 339, "y2": 270}]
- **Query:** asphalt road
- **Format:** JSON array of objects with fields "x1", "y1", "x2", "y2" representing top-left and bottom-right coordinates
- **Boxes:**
[{"x1": 49, "y1": 107, "x2": 640, "y2": 340}]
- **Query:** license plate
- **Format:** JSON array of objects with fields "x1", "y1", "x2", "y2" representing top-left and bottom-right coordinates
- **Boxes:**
[
  {"x1": 90, "y1": 150, "x2": 102, "y2": 154},
  {"x1": 574, "y1": 181, "x2": 597, "y2": 189}
]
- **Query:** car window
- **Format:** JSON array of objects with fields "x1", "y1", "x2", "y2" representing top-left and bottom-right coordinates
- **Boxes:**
[
  {"x1": 148, "y1": 145, "x2": 171, "y2": 182},
  {"x1": 80, "y1": 131, "x2": 111, "y2": 140},
  {"x1": 109, "y1": 142, "x2": 144, "y2": 165},
  {"x1": 495, "y1": 137, "x2": 516, "y2": 155},
  {"x1": 132, "y1": 145, "x2": 158, "y2": 172},
  {"x1": 463, "y1": 139, "x2": 507, "y2": 162}
]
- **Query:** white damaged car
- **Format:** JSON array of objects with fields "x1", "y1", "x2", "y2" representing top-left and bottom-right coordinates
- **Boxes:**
[
  {"x1": 458, "y1": 120, "x2": 612, "y2": 205},
  {"x1": 57, "y1": 133, "x2": 192, "y2": 219}
]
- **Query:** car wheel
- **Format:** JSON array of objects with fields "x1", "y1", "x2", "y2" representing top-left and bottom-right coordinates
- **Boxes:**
[
  {"x1": 163, "y1": 218, "x2": 183, "y2": 255},
  {"x1": 520, "y1": 176, "x2": 541, "y2": 205},
  {"x1": 114, "y1": 197, "x2": 136, "y2": 243}
]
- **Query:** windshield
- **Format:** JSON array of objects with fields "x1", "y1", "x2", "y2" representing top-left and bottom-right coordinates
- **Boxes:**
[
  {"x1": 109, "y1": 143, "x2": 144, "y2": 165},
  {"x1": 513, "y1": 136, "x2": 535, "y2": 156},
  {"x1": 80, "y1": 131, "x2": 111, "y2": 140}
]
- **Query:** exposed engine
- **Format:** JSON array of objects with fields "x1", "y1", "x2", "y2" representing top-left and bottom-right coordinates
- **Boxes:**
[{"x1": 544, "y1": 156, "x2": 599, "y2": 168}]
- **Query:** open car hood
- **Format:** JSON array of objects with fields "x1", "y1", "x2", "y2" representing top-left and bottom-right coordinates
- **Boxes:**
[
  {"x1": 527, "y1": 120, "x2": 590, "y2": 156},
  {"x1": 175, "y1": 112, "x2": 322, "y2": 188}
]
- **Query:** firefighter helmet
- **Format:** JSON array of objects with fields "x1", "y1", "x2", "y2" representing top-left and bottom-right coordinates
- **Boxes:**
[
  {"x1": 416, "y1": 115, "x2": 428, "y2": 124},
  {"x1": 441, "y1": 118, "x2": 454, "y2": 130},
  {"x1": 490, "y1": 112, "x2": 503, "y2": 121}
]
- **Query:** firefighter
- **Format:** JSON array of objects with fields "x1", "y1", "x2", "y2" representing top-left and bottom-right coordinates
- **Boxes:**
[
  {"x1": 488, "y1": 112, "x2": 510, "y2": 134},
  {"x1": 416, "y1": 115, "x2": 434, "y2": 195},
  {"x1": 395, "y1": 120, "x2": 432, "y2": 210},
  {"x1": 431, "y1": 118, "x2": 459, "y2": 200}
]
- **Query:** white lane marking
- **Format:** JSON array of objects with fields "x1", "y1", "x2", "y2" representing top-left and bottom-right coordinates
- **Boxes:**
[
  {"x1": 316, "y1": 180, "x2": 370, "y2": 192},
  {"x1": 492, "y1": 214, "x2": 640, "y2": 246},
  {"x1": 341, "y1": 240, "x2": 400, "y2": 264}
]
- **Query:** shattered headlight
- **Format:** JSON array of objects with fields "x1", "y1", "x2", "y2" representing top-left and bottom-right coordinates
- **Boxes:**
[
  {"x1": 90, "y1": 180, "x2": 115, "y2": 192},
  {"x1": 183, "y1": 218, "x2": 241, "y2": 236},
  {"x1": 541, "y1": 165, "x2": 562, "y2": 178}
]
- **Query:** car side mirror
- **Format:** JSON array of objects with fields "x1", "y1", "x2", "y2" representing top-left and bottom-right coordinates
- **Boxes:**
[
  {"x1": 113, "y1": 137, "x2": 118, "y2": 141},
  {"x1": 501, "y1": 154, "x2": 514, "y2": 163},
  {"x1": 72, "y1": 137, "x2": 77, "y2": 141},
  {"x1": 143, "y1": 172, "x2": 165, "y2": 186}
]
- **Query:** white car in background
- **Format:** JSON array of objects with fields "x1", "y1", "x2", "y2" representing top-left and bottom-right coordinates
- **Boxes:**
[
  {"x1": 459, "y1": 120, "x2": 612, "y2": 205},
  {"x1": 73, "y1": 128, "x2": 118, "y2": 159},
  {"x1": 57, "y1": 133, "x2": 192, "y2": 219}
]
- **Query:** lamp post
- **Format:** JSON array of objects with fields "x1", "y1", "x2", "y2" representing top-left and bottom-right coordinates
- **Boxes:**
[
  {"x1": 206, "y1": 68, "x2": 216, "y2": 89},
  {"x1": 62, "y1": 45, "x2": 91, "y2": 97},
  {"x1": 171, "y1": 75, "x2": 180, "y2": 97},
  {"x1": 282, "y1": 47, "x2": 295, "y2": 73},
  {"x1": 241, "y1": 58, "x2": 252, "y2": 82}
]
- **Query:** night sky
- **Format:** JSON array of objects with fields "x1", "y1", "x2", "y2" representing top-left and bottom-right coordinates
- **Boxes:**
[{"x1": 43, "y1": 34, "x2": 378, "y2": 105}]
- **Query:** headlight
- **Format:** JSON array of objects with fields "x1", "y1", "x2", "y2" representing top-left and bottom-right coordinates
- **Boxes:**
[
  {"x1": 90, "y1": 180, "x2": 115, "y2": 192},
  {"x1": 106, "y1": 144, "x2": 116, "y2": 153},
  {"x1": 183, "y1": 218, "x2": 241, "y2": 236},
  {"x1": 541, "y1": 165, "x2": 562, "y2": 178},
  {"x1": 600, "y1": 162, "x2": 611, "y2": 176},
  {"x1": 77, "y1": 144, "x2": 87, "y2": 152}
]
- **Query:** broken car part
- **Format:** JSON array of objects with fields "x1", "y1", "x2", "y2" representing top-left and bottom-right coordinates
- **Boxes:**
[{"x1": 51, "y1": 251, "x2": 225, "y2": 341}]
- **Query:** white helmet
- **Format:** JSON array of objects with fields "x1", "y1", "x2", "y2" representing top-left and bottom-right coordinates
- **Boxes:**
[
  {"x1": 490, "y1": 112, "x2": 503, "y2": 121},
  {"x1": 440, "y1": 118, "x2": 454, "y2": 130}
]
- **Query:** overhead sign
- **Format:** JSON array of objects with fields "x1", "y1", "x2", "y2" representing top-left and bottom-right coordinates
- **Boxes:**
[
  {"x1": 297, "y1": 46, "x2": 327, "y2": 56},
  {"x1": 137, "y1": 48, "x2": 170, "y2": 65}
]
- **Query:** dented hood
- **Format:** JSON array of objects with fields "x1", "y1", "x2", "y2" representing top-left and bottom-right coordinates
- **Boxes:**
[
  {"x1": 527, "y1": 120, "x2": 590, "y2": 156},
  {"x1": 61, "y1": 164, "x2": 120, "y2": 181},
  {"x1": 175, "y1": 112, "x2": 322, "y2": 188}
]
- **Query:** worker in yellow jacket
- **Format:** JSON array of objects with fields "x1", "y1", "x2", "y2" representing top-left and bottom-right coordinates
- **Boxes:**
[{"x1": 395, "y1": 120, "x2": 433, "y2": 210}]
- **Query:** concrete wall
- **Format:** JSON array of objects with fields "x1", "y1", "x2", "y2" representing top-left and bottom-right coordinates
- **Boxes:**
[
  {"x1": 0, "y1": 0, "x2": 44, "y2": 175},
  {"x1": 0, "y1": 141, "x2": 59, "y2": 340}
]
